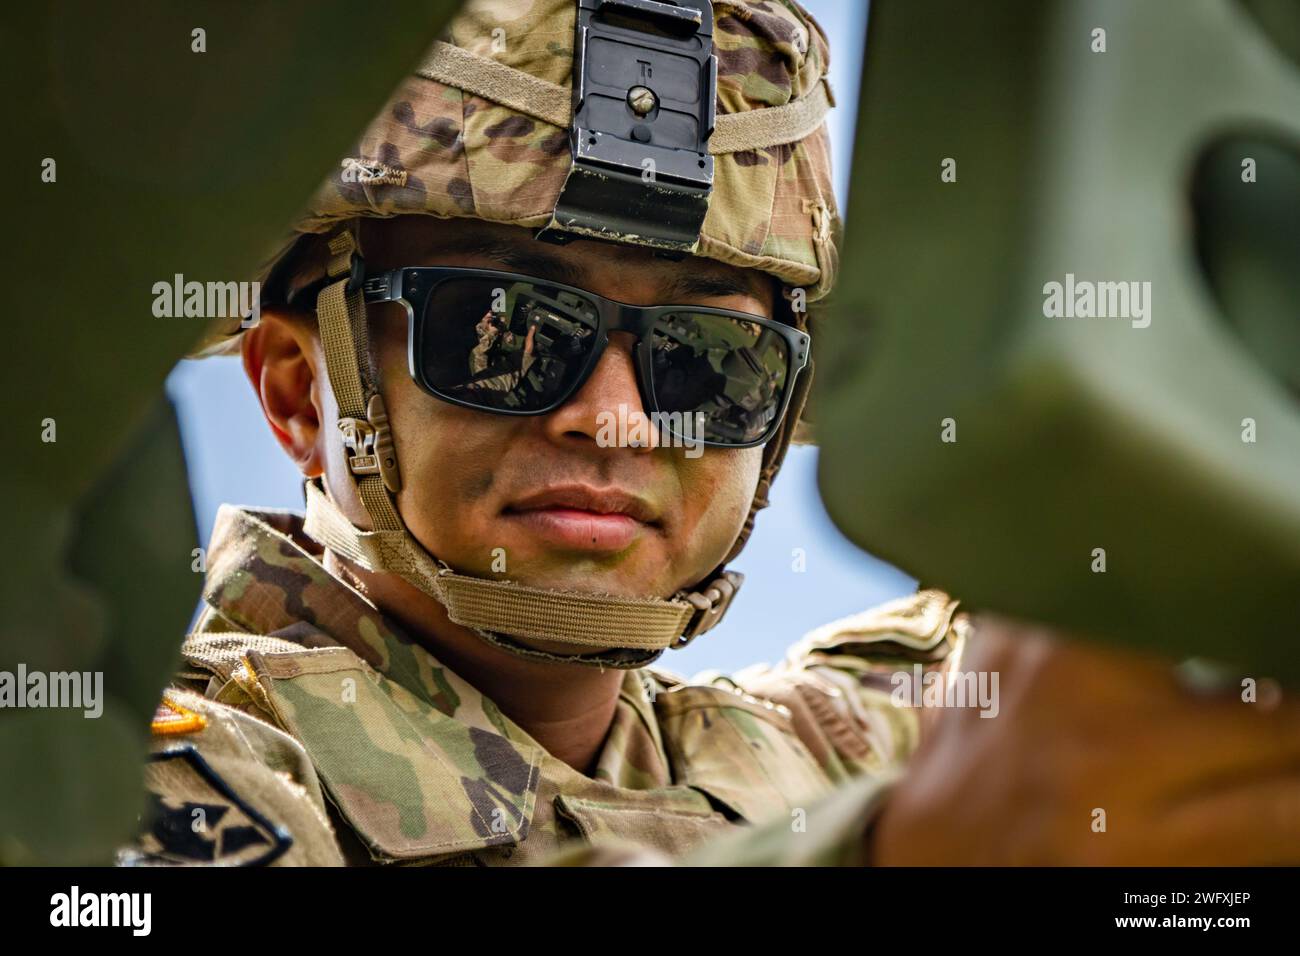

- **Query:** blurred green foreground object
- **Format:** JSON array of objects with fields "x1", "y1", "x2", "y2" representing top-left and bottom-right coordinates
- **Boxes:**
[
  {"x1": 1, "y1": 0, "x2": 458, "y2": 864},
  {"x1": 818, "y1": 0, "x2": 1300, "y2": 681}
]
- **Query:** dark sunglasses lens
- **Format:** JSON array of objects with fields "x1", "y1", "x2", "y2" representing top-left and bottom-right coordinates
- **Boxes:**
[
  {"x1": 648, "y1": 312, "x2": 792, "y2": 445},
  {"x1": 418, "y1": 278, "x2": 599, "y2": 411}
]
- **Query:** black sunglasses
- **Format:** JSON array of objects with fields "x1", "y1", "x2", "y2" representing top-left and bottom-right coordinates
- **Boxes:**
[{"x1": 353, "y1": 266, "x2": 809, "y2": 449}]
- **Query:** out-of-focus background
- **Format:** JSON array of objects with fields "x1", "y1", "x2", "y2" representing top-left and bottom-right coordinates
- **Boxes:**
[{"x1": 165, "y1": 0, "x2": 914, "y2": 676}]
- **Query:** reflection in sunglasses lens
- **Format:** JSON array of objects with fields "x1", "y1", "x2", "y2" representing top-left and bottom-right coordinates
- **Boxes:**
[
  {"x1": 650, "y1": 313, "x2": 789, "y2": 445},
  {"x1": 421, "y1": 278, "x2": 598, "y2": 411}
]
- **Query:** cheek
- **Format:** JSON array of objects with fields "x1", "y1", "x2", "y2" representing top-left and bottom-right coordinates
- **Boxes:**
[
  {"x1": 374, "y1": 321, "x2": 515, "y2": 566},
  {"x1": 674, "y1": 447, "x2": 763, "y2": 576}
]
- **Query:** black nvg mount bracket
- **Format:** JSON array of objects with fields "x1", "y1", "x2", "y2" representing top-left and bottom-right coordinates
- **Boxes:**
[{"x1": 535, "y1": 0, "x2": 717, "y2": 258}]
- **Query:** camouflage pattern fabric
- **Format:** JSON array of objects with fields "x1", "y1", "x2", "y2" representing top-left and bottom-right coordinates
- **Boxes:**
[
  {"x1": 118, "y1": 504, "x2": 967, "y2": 866},
  {"x1": 197, "y1": 0, "x2": 839, "y2": 357}
]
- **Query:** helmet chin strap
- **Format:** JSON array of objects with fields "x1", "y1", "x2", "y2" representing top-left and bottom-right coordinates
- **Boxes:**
[{"x1": 305, "y1": 228, "x2": 741, "y2": 669}]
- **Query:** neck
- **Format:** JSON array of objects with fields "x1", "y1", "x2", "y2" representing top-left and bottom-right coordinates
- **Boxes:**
[{"x1": 325, "y1": 550, "x2": 625, "y2": 776}]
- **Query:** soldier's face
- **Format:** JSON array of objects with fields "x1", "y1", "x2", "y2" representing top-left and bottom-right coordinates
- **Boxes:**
[{"x1": 340, "y1": 216, "x2": 776, "y2": 598}]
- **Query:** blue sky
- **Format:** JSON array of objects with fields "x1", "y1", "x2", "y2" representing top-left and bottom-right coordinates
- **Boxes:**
[{"x1": 164, "y1": 0, "x2": 911, "y2": 676}]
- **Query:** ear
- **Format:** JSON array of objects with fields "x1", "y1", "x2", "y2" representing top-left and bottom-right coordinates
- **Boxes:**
[{"x1": 242, "y1": 310, "x2": 325, "y2": 477}]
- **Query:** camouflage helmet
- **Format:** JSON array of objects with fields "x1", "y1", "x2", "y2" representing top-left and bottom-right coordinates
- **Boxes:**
[
  {"x1": 208, "y1": 0, "x2": 842, "y2": 667},
  {"x1": 231, "y1": 0, "x2": 840, "y2": 315}
]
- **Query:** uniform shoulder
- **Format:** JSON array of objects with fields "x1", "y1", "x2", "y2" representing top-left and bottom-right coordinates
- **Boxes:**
[
  {"x1": 786, "y1": 588, "x2": 968, "y2": 664},
  {"x1": 118, "y1": 688, "x2": 344, "y2": 866},
  {"x1": 715, "y1": 589, "x2": 971, "y2": 780}
]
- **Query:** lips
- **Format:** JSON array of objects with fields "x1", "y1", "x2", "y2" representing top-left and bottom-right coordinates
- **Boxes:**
[{"x1": 503, "y1": 485, "x2": 659, "y2": 552}]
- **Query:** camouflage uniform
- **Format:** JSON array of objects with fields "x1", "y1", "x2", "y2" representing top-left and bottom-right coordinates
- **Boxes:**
[
  {"x1": 123, "y1": 0, "x2": 970, "y2": 866},
  {"x1": 125, "y1": 504, "x2": 966, "y2": 866}
]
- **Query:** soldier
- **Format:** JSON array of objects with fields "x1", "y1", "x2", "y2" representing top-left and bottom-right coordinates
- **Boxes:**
[
  {"x1": 467, "y1": 309, "x2": 505, "y2": 377},
  {"x1": 123, "y1": 0, "x2": 1300, "y2": 867}
]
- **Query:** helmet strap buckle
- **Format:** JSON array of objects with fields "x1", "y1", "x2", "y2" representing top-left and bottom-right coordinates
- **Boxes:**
[
  {"x1": 338, "y1": 394, "x2": 402, "y2": 494},
  {"x1": 676, "y1": 570, "x2": 743, "y2": 647}
]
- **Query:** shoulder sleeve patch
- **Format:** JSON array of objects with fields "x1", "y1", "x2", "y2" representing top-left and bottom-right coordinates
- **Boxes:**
[{"x1": 119, "y1": 745, "x2": 293, "y2": 867}]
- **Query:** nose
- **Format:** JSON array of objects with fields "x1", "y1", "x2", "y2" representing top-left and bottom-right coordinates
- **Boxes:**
[{"x1": 541, "y1": 332, "x2": 655, "y2": 452}]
